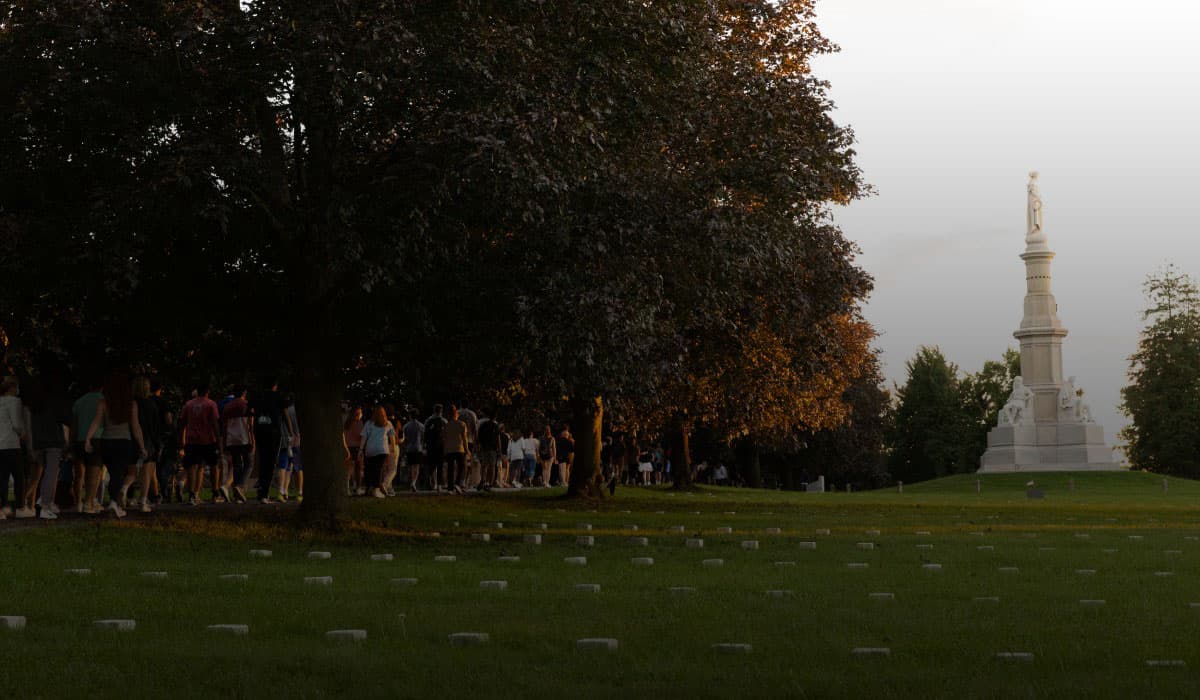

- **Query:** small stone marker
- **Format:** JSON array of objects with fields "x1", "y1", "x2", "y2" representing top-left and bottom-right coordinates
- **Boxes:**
[
  {"x1": 448, "y1": 633, "x2": 489, "y2": 648},
  {"x1": 624, "y1": 525, "x2": 639, "y2": 531},
  {"x1": 670, "y1": 586, "x2": 697, "y2": 594},
  {"x1": 538, "y1": 523, "x2": 548, "y2": 530},
  {"x1": 219, "y1": 574, "x2": 249, "y2": 582},
  {"x1": 816, "y1": 529, "x2": 831, "y2": 535},
  {"x1": 1026, "y1": 488, "x2": 1044, "y2": 499},
  {"x1": 0, "y1": 616, "x2": 26, "y2": 630},
  {"x1": 741, "y1": 540, "x2": 759, "y2": 551},
  {"x1": 712, "y1": 643, "x2": 752, "y2": 653},
  {"x1": 969, "y1": 532, "x2": 984, "y2": 537},
  {"x1": 922, "y1": 563, "x2": 942, "y2": 571},
  {"x1": 1129, "y1": 535, "x2": 1144, "y2": 540},
  {"x1": 307, "y1": 551, "x2": 332, "y2": 559},
  {"x1": 702, "y1": 559, "x2": 724, "y2": 568},
  {"x1": 207, "y1": 624, "x2": 249, "y2": 635},
  {"x1": 865, "y1": 529, "x2": 881, "y2": 536},
  {"x1": 370, "y1": 554, "x2": 394, "y2": 562},
  {"x1": 304, "y1": 576, "x2": 333, "y2": 586},
  {"x1": 977, "y1": 545, "x2": 994, "y2": 551},
  {"x1": 869, "y1": 592, "x2": 895, "y2": 601},
  {"x1": 471, "y1": 533, "x2": 491, "y2": 543},
  {"x1": 564, "y1": 556, "x2": 587, "y2": 566},
  {"x1": 64, "y1": 568, "x2": 91, "y2": 576},
  {"x1": 631, "y1": 537, "x2": 649, "y2": 546},
  {"x1": 915, "y1": 531, "x2": 931, "y2": 536},
  {"x1": 775, "y1": 561, "x2": 796, "y2": 567},
  {"x1": 716, "y1": 526, "x2": 732, "y2": 534},
  {"x1": 434, "y1": 555, "x2": 457, "y2": 562},
  {"x1": 799, "y1": 542, "x2": 817, "y2": 551},
  {"x1": 998, "y1": 567, "x2": 1018, "y2": 573},
  {"x1": 577, "y1": 536, "x2": 595, "y2": 547},
  {"x1": 94, "y1": 619, "x2": 136, "y2": 631},
  {"x1": 498, "y1": 555, "x2": 520, "y2": 562},
  {"x1": 1155, "y1": 571, "x2": 1175, "y2": 577},
  {"x1": 1075, "y1": 569, "x2": 1097, "y2": 576},
  {"x1": 1189, "y1": 602, "x2": 1200, "y2": 609},
  {"x1": 577, "y1": 523, "x2": 593, "y2": 531},
  {"x1": 685, "y1": 538, "x2": 705, "y2": 549},
  {"x1": 1103, "y1": 548, "x2": 1118, "y2": 553},
  {"x1": 1074, "y1": 534, "x2": 1090, "y2": 539},
  {"x1": 523, "y1": 535, "x2": 542, "y2": 545},
  {"x1": 576, "y1": 638, "x2": 618, "y2": 651},
  {"x1": 391, "y1": 578, "x2": 419, "y2": 586},
  {"x1": 1165, "y1": 550, "x2": 1182, "y2": 555},
  {"x1": 724, "y1": 511, "x2": 736, "y2": 516},
  {"x1": 479, "y1": 580, "x2": 508, "y2": 591},
  {"x1": 326, "y1": 629, "x2": 367, "y2": 641},
  {"x1": 974, "y1": 596, "x2": 1001, "y2": 603},
  {"x1": 766, "y1": 590, "x2": 793, "y2": 599},
  {"x1": 852, "y1": 647, "x2": 890, "y2": 657},
  {"x1": 1146, "y1": 659, "x2": 1186, "y2": 667},
  {"x1": 1185, "y1": 536, "x2": 1199, "y2": 541},
  {"x1": 1038, "y1": 547, "x2": 1056, "y2": 552},
  {"x1": 574, "y1": 584, "x2": 601, "y2": 593},
  {"x1": 1080, "y1": 600, "x2": 1106, "y2": 606},
  {"x1": 995, "y1": 652, "x2": 1034, "y2": 661},
  {"x1": 249, "y1": 549, "x2": 272, "y2": 558},
  {"x1": 764, "y1": 527, "x2": 781, "y2": 535},
  {"x1": 491, "y1": 522, "x2": 504, "y2": 529},
  {"x1": 631, "y1": 557, "x2": 654, "y2": 566},
  {"x1": 670, "y1": 525, "x2": 686, "y2": 533},
  {"x1": 139, "y1": 571, "x2": 168, "y2": 578},
  {"x1": 857, "y1": 542, "x2": 875, "y2": 550},
  {"x1": 847, "y1": 562, "x2": 869, "y2": 569}
]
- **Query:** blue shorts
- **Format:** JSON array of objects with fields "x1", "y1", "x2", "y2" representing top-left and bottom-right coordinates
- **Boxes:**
[{"x1": 278, "y1": 447, "x2": 303, "y2": 473}]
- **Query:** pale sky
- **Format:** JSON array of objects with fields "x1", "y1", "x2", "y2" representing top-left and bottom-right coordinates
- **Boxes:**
[{"x1": 813, "y1": 0, "x2": 1200, "y2": 455}]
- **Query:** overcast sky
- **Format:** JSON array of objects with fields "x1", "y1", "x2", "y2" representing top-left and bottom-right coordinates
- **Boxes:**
[{"x1": 811, "y1": 0, "x2": 1200, "y2": 454}]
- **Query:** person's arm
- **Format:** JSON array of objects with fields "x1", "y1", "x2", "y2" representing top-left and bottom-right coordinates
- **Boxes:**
[
  {"x1": 84, "y1": 400, "x2": 106, "y2": 452},
  {"x1": 358, "y1": 428, "x2": 367, "y2": 462},
  {"x1": 22, "y1": 407, "x2": 33, "y2": 456},
  {"x1": 131, "y1": 401, "x2": 147, "y2": 457}
]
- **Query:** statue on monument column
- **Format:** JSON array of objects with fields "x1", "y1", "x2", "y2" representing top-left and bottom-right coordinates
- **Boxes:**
[
  {"x1": 1027, "y1": 171, "x2": 1043, "y2": 241},
  {"x1": 1058, "y1": 376, "x2": 1096, "y2": 424},
  {"x1": 998, "y1": 377, "x2": 1034, "y2": 426}
]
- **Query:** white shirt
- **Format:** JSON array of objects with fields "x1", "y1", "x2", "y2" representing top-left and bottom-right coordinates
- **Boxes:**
[
  {"x1": 507, "y1": 439, "x2": 525, "y2": 462},
  {"x1": 0, "y1": 395, "x2": 24, "y2": 450},
  {"x1": 519, "y1": 437, "x2": 538, "y2": 458}
]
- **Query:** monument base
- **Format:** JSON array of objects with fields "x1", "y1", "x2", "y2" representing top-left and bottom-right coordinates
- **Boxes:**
[{"x1": 978, "y1": 422, "x2": 1120, "y2": 473}]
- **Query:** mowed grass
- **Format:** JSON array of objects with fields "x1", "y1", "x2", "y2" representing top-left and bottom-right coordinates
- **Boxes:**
[{"x1": 4, "y1": 473, "x2": 1200, "y2": 698}]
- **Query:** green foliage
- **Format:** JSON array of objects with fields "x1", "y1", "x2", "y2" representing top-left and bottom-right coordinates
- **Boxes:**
[
  {"x1": 1120, "y1": 266, "x2": 1200, "y2": 476},
  {"x1": 888, "y1": 346, "x2": 973, "y2": 483},
  {"x1": 960, "y1": 348, "x2": 1021, "y2": 467}
]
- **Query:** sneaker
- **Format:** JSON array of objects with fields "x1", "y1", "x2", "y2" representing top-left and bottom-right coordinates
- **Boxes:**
[
  {"x1": 213, "y1": 494, "x2": 226, "y2": 504},
  {"x1": 355, "y1": 487, "x2": 366, "y2": 497},
  {"x1": 220, "y1": 486, "x2": 232, "y2": 502},
  {"x1": 1, "y1": 506, "x2": 12, "y2": 517},
  {"x1": 14, "y1": 507, "x2": 36, "y2": 519},
  {"x1": 371, "y1": 488, "x2": 385, "y2": 499},
  {"x1": 39, "y1": 508, "x2": 58, "y2": 520},
  {"x1": 190, "y1": 496, "x2": 200, "y2": 506},
  {"x1": 296, "y1": 494, "x2": 303, "y2": 503},
  {"x1": 233, "y1": 486, "x2": 247, "y2": 504},
  {"x1": 259, "y1": 497, "x2": 273, "y2": 505},
  {"x1": 141, "y1": 502, "x2": 152, "y2": 514},
  {"x1": 83, "y1": 502, "x2": 102, "y2": 515},
  {"x1": 278, "y1": 493, "x2": 288, "y2": 503},
  {"x1": 107, "y1": 501, "x2": 126, "y2": 519},
  {"x1": 76, "y1": 501, "x2": 84, "y2": 513}
]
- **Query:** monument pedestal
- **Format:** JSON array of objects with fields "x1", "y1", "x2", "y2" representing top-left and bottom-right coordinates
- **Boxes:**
[{"x1": 979, "y1": 421, "x2": 1117, "y2": 473}]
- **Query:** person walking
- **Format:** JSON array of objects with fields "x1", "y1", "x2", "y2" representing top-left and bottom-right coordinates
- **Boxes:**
[
  {"x1": 359, "y1": 406, "x2": 396, "y2": 499},
  {"x1": 220, "y1": 385, "x2": 254, "y2": 503},
  {"x1": 475, "y1": 410, "x2": 501, "y2": 491},
  {"x1": 180, "y1": 385, "x2": 220, "y2": 505},
  {"x1": 343, "y1": 406, "x2": 364, "y2": 496},
  {"x1": 537, "y1": 425, "x2": 557, "y2": 487},
  {"x1": 250, "y1": 380, "x2": 286, "y2": 504},
  {"x1": 84, "y1": 369, "x2": 148, "y2": 518},
  {"x1": 70, "y1": 377, "x2": 106, "y2": 514},
  {"x1": 27, "y1": 377, "x2": 69, "y2": 518},
  {"x1": 442, "y1": 406, "x2": 470, "y2": 494},
  {"x1": 402, "y1": 411, "x2": 424, "y2": 492},
  {"x1": 131, "y1": 377, "x2": 162, "y2": 513},
  {"x1": 504, "y1": 427, "x2": 523, "y2": 488},
  {"x1": 423, "y1": 405, "x2": 447, "y2": 491},
  {"x1": 555, "y1": 428, "x2": 575, "y2": 487},
  {"x1": 0, "y1": 376, "x2": 32, "y2": 519}
]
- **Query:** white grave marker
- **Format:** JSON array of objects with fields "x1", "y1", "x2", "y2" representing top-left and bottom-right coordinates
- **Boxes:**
[
  {"x1": 574, "y1": 583, "x2": 601, "y2": 593},
  {"x1": 208, "y1": 624, "x2": 249, "y2": 635},
  {"x1": 307, "y1": 551, "x2": 332, "y2": 559},
  {"x1": 480, "y1": 580, "x2": 508, "y2": 591},
  {"x1": 326, "y1": 629, "x2": 367, "y2": 641},
  {"x1": 94, "y1": 619, "x2": 136, "y2": 631},
  {"x1": 576, "y1": 638, "x2": 618, "y2": 651}
]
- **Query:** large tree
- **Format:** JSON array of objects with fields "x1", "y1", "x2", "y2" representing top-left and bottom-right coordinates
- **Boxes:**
[
  {"x1": 1120, "y1": 266, "x2": 1200, "y2": 477},
  {"x1": 888, "y1": 346, "x2": 972, "y2": 483},
  {"x1": 960, "y1": 348, "x2": 1021, "y2": 467}
]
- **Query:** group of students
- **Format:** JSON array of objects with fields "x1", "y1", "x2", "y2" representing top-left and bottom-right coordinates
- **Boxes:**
[
  {"x1": 0, "y1": 369, "x2": 305, "y2": 520},
  {"x1": 343, "y1": 403, "x2": 582, "y2": 496}
]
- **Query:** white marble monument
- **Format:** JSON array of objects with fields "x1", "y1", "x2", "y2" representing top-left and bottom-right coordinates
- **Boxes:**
[{"x1": 978, "y1": 173, "x2": 1118, "y2": 472}]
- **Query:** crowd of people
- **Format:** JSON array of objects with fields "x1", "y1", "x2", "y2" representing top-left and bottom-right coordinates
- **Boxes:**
[{"x1": 0, "y1": 368, "x2": 728, "y2": 521}]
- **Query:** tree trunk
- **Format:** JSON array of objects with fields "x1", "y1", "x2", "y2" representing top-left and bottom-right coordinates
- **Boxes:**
[
  {"x1": 295, "y1": 345, "x2": 346, "y2": 529},
  {"x1": 566, "y1": 395, "x2": 605, "y2": 498},
  {"x1": 670, "y1": 412, "x2": 692, "y2": 489},
  {"x1": 740, "y1": 436, "x2": 762, "y2": 489}
]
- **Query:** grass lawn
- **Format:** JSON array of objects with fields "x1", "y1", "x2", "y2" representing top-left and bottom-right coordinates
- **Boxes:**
[{"x1": 4, "y1": 471, "x2": 1200, "y2": 698}]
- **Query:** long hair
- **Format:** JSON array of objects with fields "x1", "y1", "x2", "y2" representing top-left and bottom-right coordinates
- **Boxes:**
[
  {"x1": 102, "y1": 368, "x2": 133, "y2": 424},
  {"x1": 132, "y1": 376, "x2": 151, "y2": 400},
  {"x1": 371, "y1": 406, "x2": 388, "y2": 428}
]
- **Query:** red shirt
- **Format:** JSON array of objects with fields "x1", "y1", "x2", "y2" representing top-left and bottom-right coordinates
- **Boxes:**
[
  {"x1": 221, "y1": 397, "x2": 251, "y2": 446},
  {"x1": 181, "y1": 397, "x2": 220, "y2": 445}
]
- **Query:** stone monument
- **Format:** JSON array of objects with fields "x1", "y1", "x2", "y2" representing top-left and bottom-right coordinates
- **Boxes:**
[{"x1": 978, "y1": 173, "x2": 1118, "y2": 472}]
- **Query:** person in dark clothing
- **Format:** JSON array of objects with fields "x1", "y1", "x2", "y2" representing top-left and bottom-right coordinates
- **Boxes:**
[{"x1": 250, "y1": 380, "x2": 287, "y2": 503}]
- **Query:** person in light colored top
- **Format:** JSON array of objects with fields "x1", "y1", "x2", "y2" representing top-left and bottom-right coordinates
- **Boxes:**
[
  {"x1": 402, "y1": 413, "x2": 424, "y2": 492},
  {"x1": 84, "y1": 368, "x2": 148, "y2": 518},
  {"x1": 441, "y1": 406, "x2": 470, "y2": 494},
  {"x1": 358, "y1": 406, "x2": 396, "y2": 499},
  {"x1": 519, "y1": 429, "x2": 539, "y2": 487},
  {"x1": 506, "y1": 431, "x2": 525, "y2": 488},
  {"x1": 0, "y1": 376, "x2": 32, "y2": 519}
]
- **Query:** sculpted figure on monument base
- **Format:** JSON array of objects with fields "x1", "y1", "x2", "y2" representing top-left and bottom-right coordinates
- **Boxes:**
[
  {"x1": 998, "y1": 377, "x2": 1035, "y2": 426},
  {"x1": 1058, "y1": 376, "x2": 1094, "y2": 423}
]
